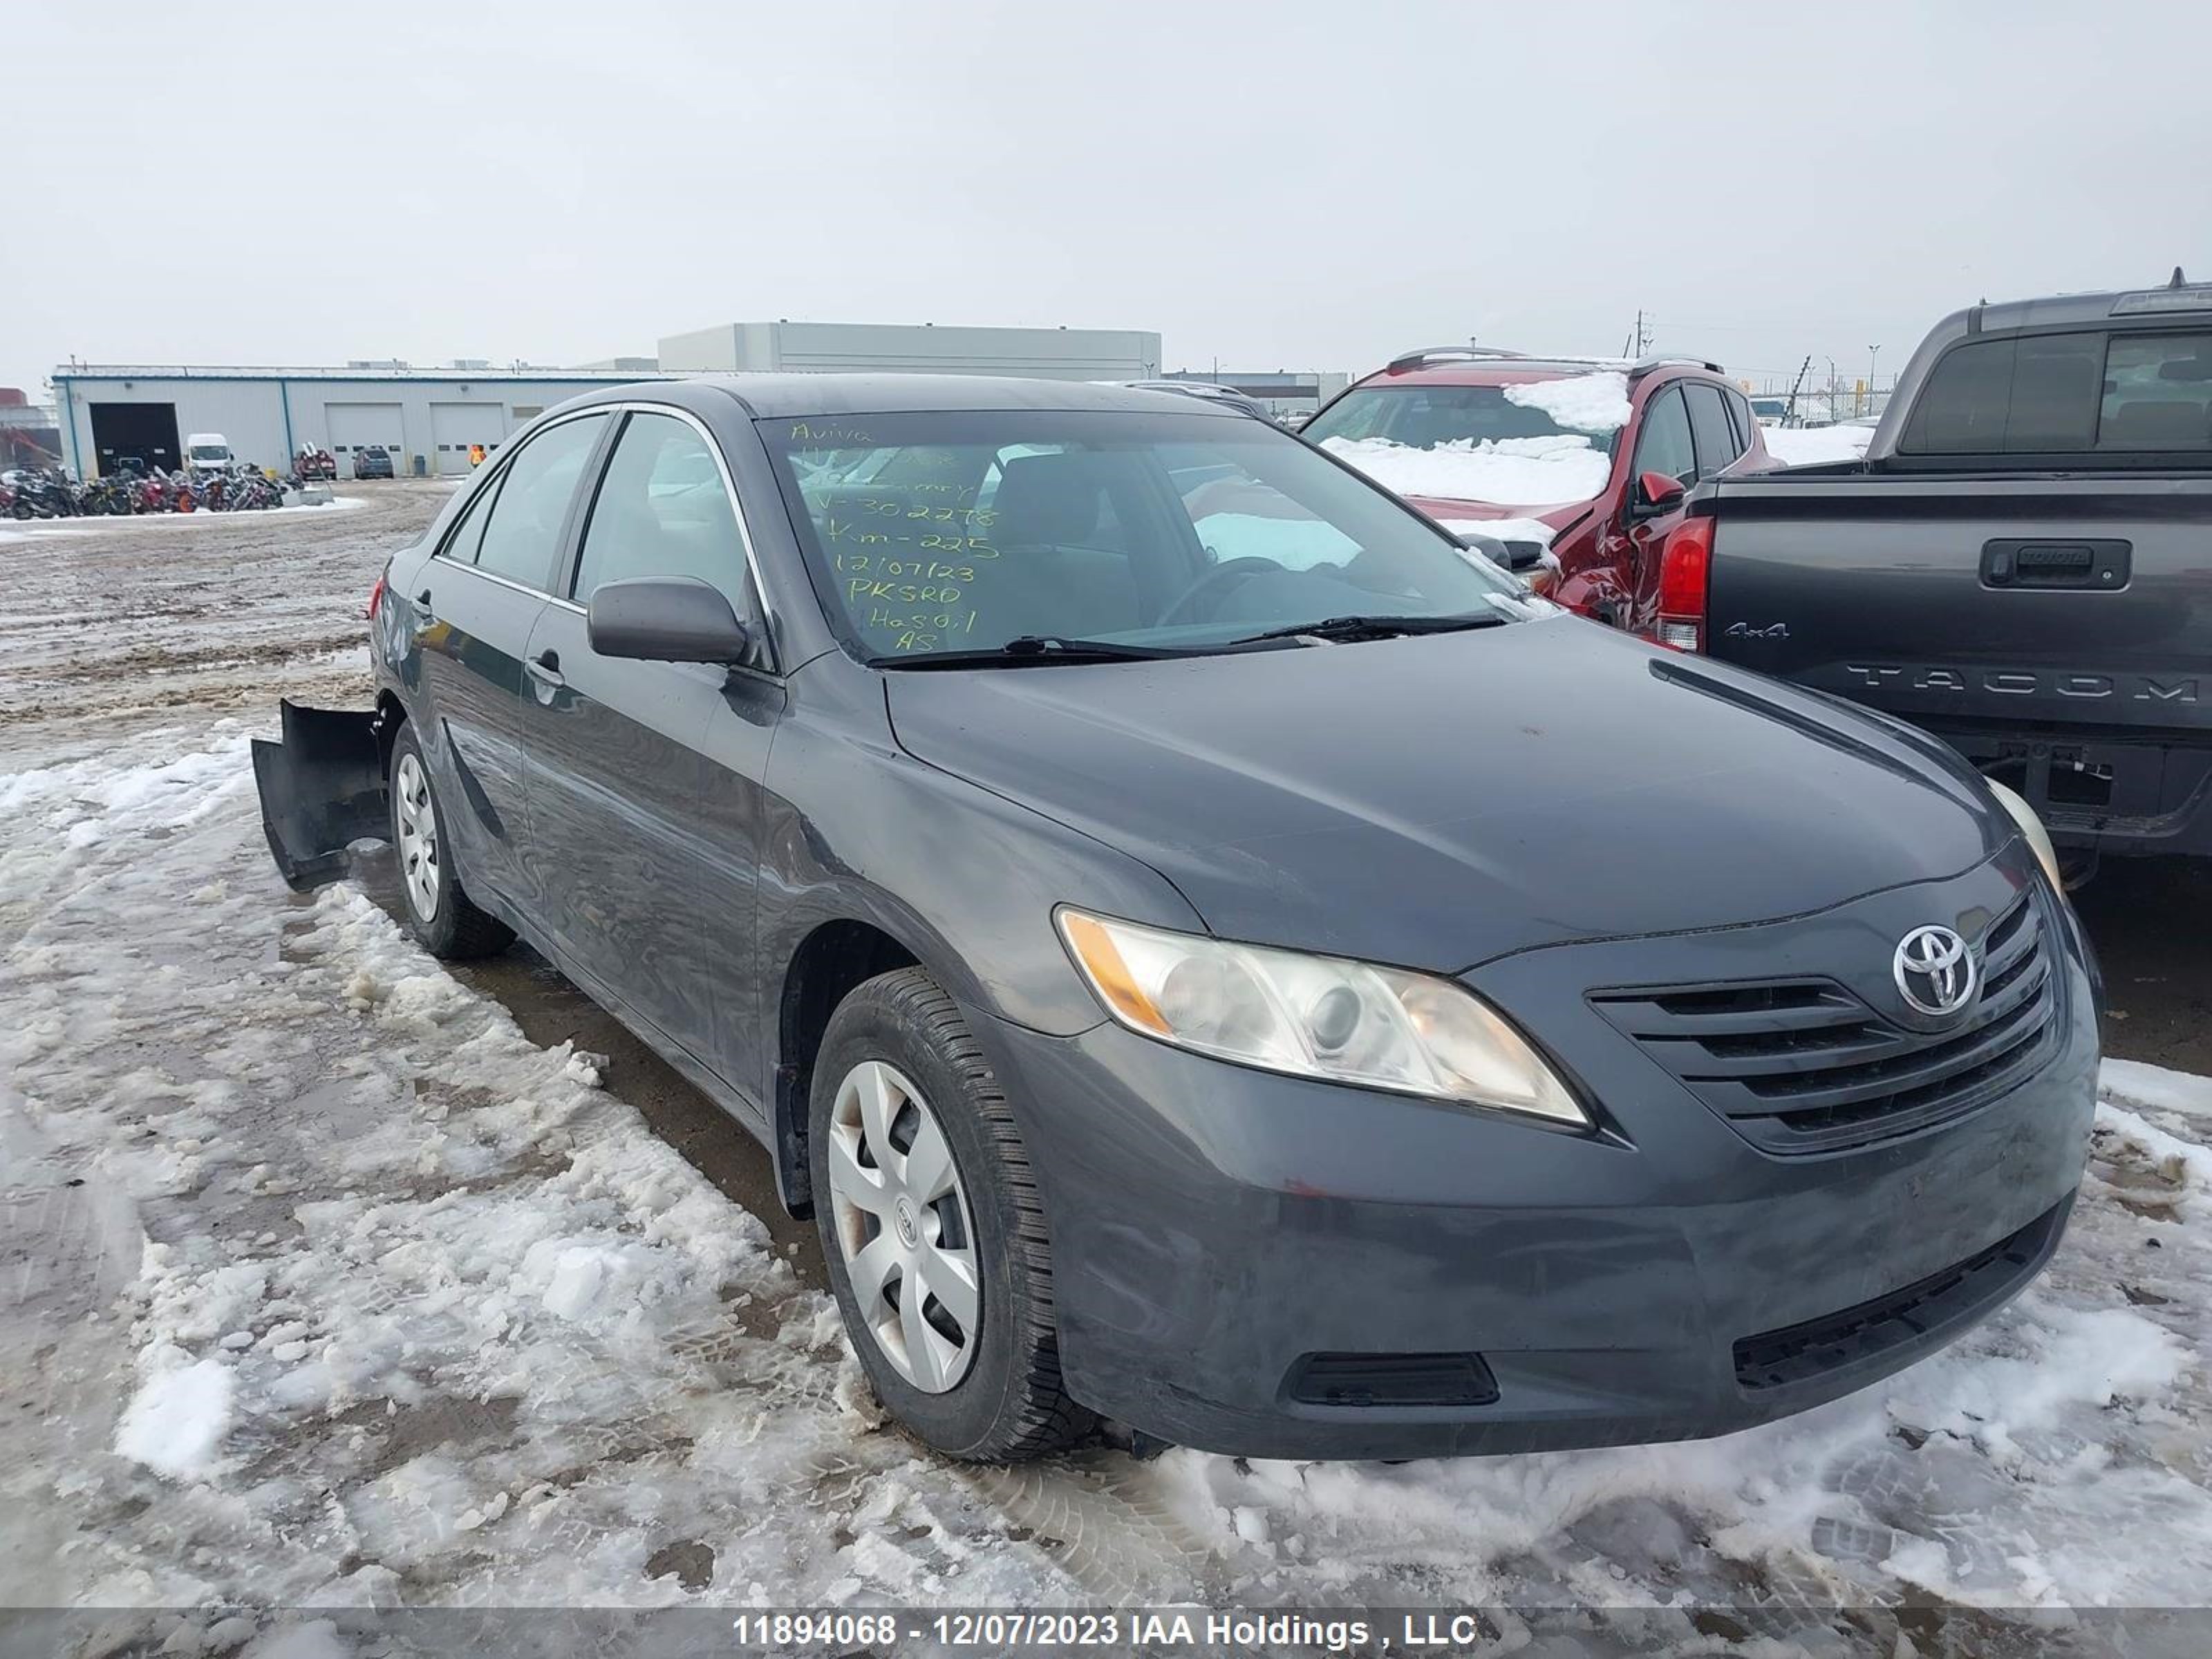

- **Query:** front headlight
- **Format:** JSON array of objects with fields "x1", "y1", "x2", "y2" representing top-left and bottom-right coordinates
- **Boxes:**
[
  {"x1": 1985, "y1": 778, "x2": 2065, "y2": 894},
  {"x1": 1056, "y1": 910, "x2": 1588, "y2": 1127}
]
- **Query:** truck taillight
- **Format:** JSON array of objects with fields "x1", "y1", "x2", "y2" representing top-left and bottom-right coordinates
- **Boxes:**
[
  {"x1": 1654, "y1": 517, "x2": 1713, "y2": 652},
  {"x1": 366, "y1": 572, "x2": 386, "y2": 621}
]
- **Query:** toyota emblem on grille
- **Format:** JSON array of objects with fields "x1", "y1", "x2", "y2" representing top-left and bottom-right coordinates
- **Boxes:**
[{"x1": 1893, "y1": 924, "x2": 1977, "y2": 1018}]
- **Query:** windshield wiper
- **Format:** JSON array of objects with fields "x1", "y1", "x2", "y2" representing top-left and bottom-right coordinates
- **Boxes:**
[
  {"x1": 872, "y1": 635, "x2": 1201, "y2": 670},
  {"x1": 1226, "y1": 612, "x2": 1511, "y2": 647}
]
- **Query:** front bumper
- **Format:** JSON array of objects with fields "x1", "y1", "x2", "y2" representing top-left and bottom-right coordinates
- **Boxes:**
[
  {"x1": 978, "y1": 861, "x2": 2099, "y2": 1460},
  {"x1": 250, "y1": 700, "x2": 388, "y2": 889}
]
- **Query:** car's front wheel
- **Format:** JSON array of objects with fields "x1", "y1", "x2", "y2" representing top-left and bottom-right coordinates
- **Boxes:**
[
  {"x1": 809, "y1": 967, "x2": 1090, "y2": 1461},
  {"x1": 386, "y1": 722, "x2": 513, "y2": 960}
]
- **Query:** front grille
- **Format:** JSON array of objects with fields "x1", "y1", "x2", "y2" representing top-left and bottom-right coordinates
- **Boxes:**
[
  {"x1": 1733, "y1": 1197, "x2": 2068, "y2": 1390},
  {"x1": 1591, "y1": 890, "x2": 2058, "y2": 1154}
]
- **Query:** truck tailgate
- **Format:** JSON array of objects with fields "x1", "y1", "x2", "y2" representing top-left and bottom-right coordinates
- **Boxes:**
[{"x1": 1701, "y1": 474, "x2": 2212, "y2": 735}]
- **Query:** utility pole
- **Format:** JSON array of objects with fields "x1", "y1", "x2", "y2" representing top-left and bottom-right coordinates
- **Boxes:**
[
  {"x1": 1868, "y1": 344, "x2": 1882, "y2": 416},
  {"x1": 1633, "y1": 309, "x2": 1651, "y2": 357}
]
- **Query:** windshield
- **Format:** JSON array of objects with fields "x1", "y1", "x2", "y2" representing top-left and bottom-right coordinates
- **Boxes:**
[
  {"x1": 1300, "y1": 379, "x2": 1626, "y2": 509},
  {"x1": 189, "y1": 444, "x2": 229, "y2": 461},
  {"x1": 760, "y1": 409, "x2": 1528, "y2": 661},
  {"x1": 1303, "y1": 384, "x2": 1590, "y2": 449}
]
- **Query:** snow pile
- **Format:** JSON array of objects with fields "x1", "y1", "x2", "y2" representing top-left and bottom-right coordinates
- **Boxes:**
[
  {"x1": 1761, "y1": 423, "x2": 1876, "y2": 466},
  {"x1": 113, "y1": 1356, "x2": 234, "y2": 1479},
  {"x1": 1320, "y1": 433, "x2": 1612, "y2": 509},
  {"x1": 1505, "y1": 371, "x2": 1632, "y2": 433},
  {"x1": 2099, "y1": 1057, "x2": 2212, "y2": 1121}
]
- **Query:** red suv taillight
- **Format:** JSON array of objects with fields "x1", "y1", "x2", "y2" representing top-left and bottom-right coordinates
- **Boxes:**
[
  {"x1": 1653, "y1": 516, "x2": 1712, "y2": 652},
  {"x1": 366, "y1": 572, "x2": 386, "y2": 621}
]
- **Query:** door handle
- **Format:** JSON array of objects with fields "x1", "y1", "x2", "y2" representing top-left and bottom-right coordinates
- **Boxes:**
[
  {"x1": 525, "y1": 650, "x2": 565, "y2": 689},
  {"x1": 1981, "y1": 538, "x2": 2130, "y2": 590}
]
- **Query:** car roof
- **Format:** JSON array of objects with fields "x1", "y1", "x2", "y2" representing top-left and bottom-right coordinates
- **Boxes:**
[
  {"x1": 1969, "y1": 274, "x2": 2212, "y2": 333},
  {"x1": 575, "y1": 374, "x2": 1246, "y2": 422}
]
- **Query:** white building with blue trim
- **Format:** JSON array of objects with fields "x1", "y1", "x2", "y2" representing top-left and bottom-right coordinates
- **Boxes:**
[
  {"x1": 53, "y1": 323, "x2": 1167, "y2": 480},
  {"x1": 50, "y1": 364, "x2": 662, "y2": 480}
]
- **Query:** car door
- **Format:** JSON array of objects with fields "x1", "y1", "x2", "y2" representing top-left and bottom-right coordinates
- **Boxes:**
[
  {"x1": 520, "y1": 406, "x2": 783, "y2": 1090},
  {"x1": 406, "y1": 410, "x2": 612, "y2": 915}
]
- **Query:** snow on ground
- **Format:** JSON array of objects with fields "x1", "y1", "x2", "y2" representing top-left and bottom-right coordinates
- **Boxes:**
[
  {"x1": 3, "y1": 491, "x2": 2211, "y2": 1649},
  {"x1": 0, "y1": 496, "x2": 365, "y2": 548},
  {"x1": 1320, "y1": 433, "x2": 1611, "y2": 510},
  {"x1": 1760, "y1": 423, "x2": 1877, "y2": 466},
  {"x1": 1506, "y1": 370, "x2": 1632, "y2": 433}
]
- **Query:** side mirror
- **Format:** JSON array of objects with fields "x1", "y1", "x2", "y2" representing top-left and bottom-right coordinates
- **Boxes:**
[
  {"x1": 588, "y1": 576, "x2": 751, "y2": 664},
  {"x1": 1633, "y1": 470, "x2": 1686, "y2": 513}
]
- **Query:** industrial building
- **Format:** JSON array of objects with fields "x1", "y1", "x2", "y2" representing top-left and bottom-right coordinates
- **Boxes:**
[
  {"x1": 657, "y1": 319, "x2": 1161, "y2": 380},
  {"x1": 1161, "y1": 368, "x2": 1349, "y2": 421},
  {"x1": 50, "y1": 365, "x2": 662, "y2": 480},
  {"x1": 49, "y1": 321, "x2": 1168, "y2": 481}
]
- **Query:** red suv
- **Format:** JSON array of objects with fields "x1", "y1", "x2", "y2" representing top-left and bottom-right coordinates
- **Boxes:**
[{"x1": 1303, "y1": 348, "x2": 1771, "y2": 643}]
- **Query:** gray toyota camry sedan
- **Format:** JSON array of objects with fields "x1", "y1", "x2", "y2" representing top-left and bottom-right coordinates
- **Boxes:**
[{"x1": 255, "y1": 376, "x2": 2097, "y2": 1462}]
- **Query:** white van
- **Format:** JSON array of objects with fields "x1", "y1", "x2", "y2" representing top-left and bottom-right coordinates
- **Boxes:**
[{"x1": 185, "y1": 433, "x2": 237, "y2": 474}]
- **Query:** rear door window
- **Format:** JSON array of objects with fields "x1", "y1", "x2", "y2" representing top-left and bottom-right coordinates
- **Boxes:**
[
  {"x1": 1685, "y1": 384, "x2": 1742, "y2": 477},
  {"x1": 1632, "y1": 388, "x2": 1696, "y2": 485},
  {"x1": 436, "y1": 473, "x2": 498, "y2": 565},
  {"x1": 1724, "y1": 388, "x2": 1757, "y2": 450}
]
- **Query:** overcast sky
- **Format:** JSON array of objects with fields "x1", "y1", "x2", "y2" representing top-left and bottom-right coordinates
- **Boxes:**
[{"x1": 5, "y1": 1, "x2": 2207, "y2": 400}]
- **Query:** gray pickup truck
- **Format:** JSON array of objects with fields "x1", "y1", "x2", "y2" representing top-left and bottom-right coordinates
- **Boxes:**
[{"x1": 1677, "y1": 273, "x2": 2212, "y2": 872}]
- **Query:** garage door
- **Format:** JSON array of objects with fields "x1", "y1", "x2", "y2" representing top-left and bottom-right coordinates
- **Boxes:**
[
  {"x1": 88, "y1": 402, "x2": 181, "y2": 476},
  {"x1": 326, "y1": 403, "x2": 406, "y2": 480},
  {"x1": 431, "y1": 402, "x2": 506, "y2": 476}
]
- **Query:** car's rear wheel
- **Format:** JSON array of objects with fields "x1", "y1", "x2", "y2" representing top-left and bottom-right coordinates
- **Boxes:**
[
  {"x1": 809, "y1": 967, "x2": 1090, "y2": 1461},
  {"x1": 386, "y1": 722, "x2": 513, "y2": 960}
]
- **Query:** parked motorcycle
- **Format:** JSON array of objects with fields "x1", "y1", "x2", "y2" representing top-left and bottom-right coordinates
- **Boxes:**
[
  {"x1": 1, "y1": 468, "x2": 78, "y2": 518},
  {"x1": 80, "y1": 475, "x2": 137, "y2": 515}
]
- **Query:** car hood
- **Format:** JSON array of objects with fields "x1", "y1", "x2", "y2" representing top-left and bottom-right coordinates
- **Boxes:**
[{"x1": 884, "y1": 619, "x2": 2010, "y2": 973}]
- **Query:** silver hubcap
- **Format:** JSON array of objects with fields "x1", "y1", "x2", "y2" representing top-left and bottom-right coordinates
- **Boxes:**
[
  {"x1": 393, "y1": 752, "x2": 440, "y2": 921},
  {"x1": 825, "y1": 1060, "x2": 980, "y2": 1394}
]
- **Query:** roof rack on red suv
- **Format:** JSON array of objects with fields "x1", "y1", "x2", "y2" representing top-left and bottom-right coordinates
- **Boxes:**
[
  {"x1": 1381, "y1": 346, "x2": 1727, "y2": 379},
  {"x1": 1385, "y1": 345, "x2": 1613, "y2": 375}
]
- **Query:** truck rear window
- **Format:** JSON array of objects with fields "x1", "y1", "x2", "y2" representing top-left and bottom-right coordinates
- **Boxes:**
[{"x1": 1901, "y1": 329, "x2": 2212, "y2": 456}]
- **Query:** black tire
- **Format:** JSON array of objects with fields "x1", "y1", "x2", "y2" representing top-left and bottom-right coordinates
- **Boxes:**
[
  {"x1": 386, "y1": 721, "x2": 513, "y2": 960},
  {"x1": 809, "y1": 967, "x2": 1090, "y2": 1462}
]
